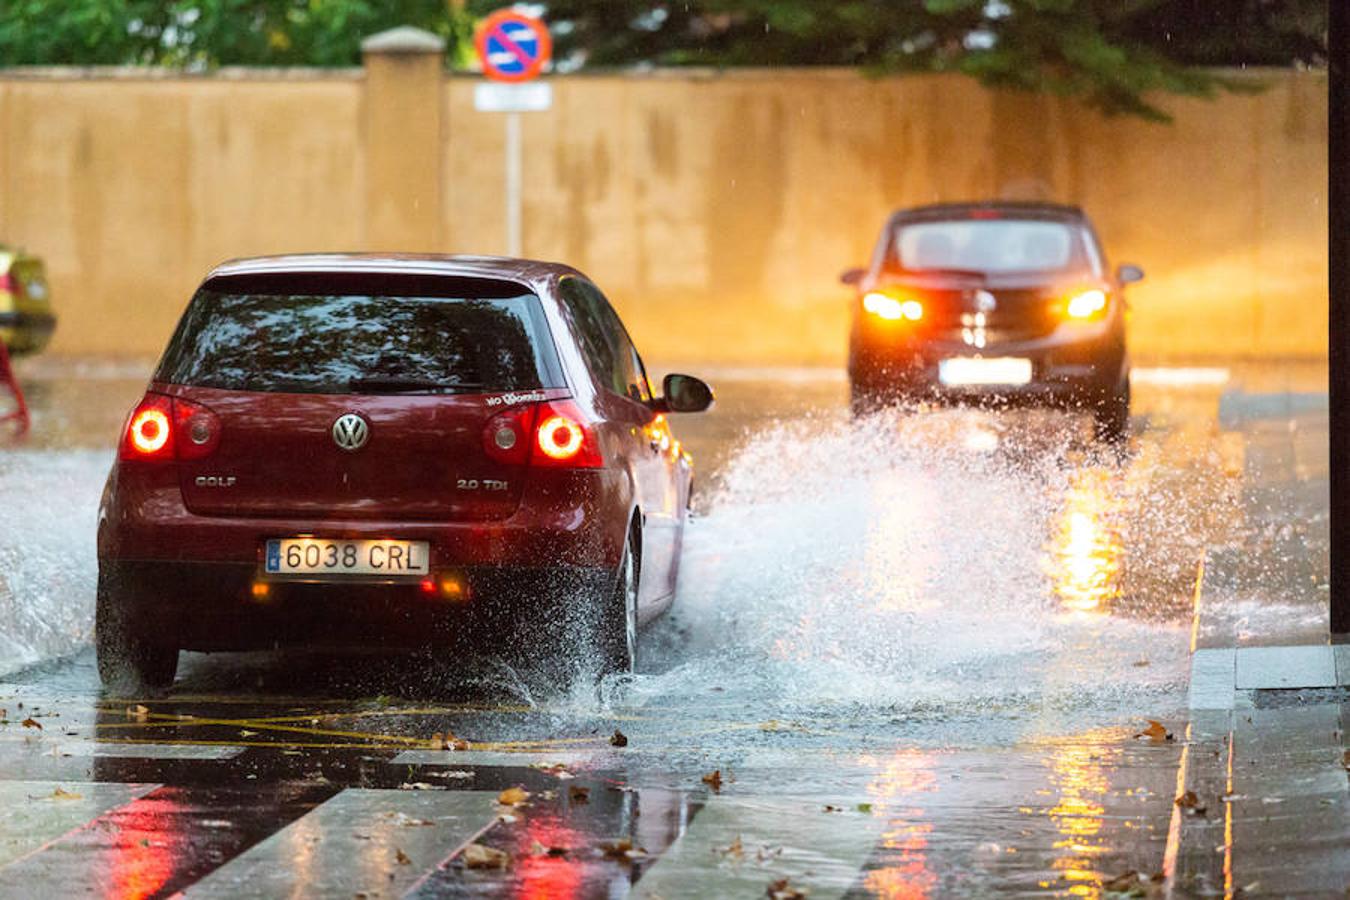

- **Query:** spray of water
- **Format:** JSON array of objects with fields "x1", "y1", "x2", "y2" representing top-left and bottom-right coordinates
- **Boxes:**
[
  {"x1": 602, "y1": 406, "x2": 1198, "y2": 734},
  {"x1": 0, "y1": 449, "x2": 109, "y2": 676}
]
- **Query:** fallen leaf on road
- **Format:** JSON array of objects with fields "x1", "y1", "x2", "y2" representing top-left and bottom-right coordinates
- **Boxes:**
[
  {"x1": 702, "y1": 770, "x2": 723, "y2": 793},
  {"x1": 431, "y1": 732, "x2": 471, "y2": 751},
  {"x1": 498, "y1": 786, "x2": 530, "y2": 807},
  {"x1": 1342, "y1": 749, "x2": 1349, "y2": 771},
  {"x1": 1132, "y1": 659, "x2": 1150, "y2": 667},
  {"x1": 823, "y1": 805, "x2": 843, "y2": 813},
  {"x1": 21, "y1": 718, "x2": 41, "y2": 730},
  {"x1": 766, "y1": 877, "x2": 807, "y2": 899},
  {"x1": 50, "y1": 787, "x2": 81, "y2": 801},
  {"x1": 395, "y1": 848, "x2": 411, "y2": 865},
  {"x1": 610, "y1": 729, "x2": 628, "y2": 747},
  {"x1": 856, "y1": 803, "x2": 873, "y2": 813},
  {"x1": 1100, "y1": 868, "x2": 1164, "y2": 897},
  {"x1": 126, "y1": 705, "x2": 150, "y2": 722},
  {"x1": 462, "y1": 843, "x2": 510, "y2": 869},
  {"x1": 715, "y1": 835, "x2": 744, "y2": 860},
  {"x1": 569, "y1": 785, "x2": 590, "y2": 803},
  {"x1": 1175, "y1": 791, "x2": 1207, "y2": 815},
  {"x1": 1134, "y1": 721, "x2": 1171, "y2": 743},
  {"x1": 598, "y1": 838, "x2": 647, "y2": 861}
]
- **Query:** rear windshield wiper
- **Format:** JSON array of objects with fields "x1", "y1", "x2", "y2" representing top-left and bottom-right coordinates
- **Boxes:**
[
  {"x1": 347, "y1": 377, "x2": 487, "y2": 394},
  {"x1": 899, "y1": 267, "x2": 989, "y2": 279}
]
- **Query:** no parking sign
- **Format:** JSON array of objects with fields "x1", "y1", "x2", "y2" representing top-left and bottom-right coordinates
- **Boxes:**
[{"x1": 475, "y1": 9, "x2": 552, "y2": 83}]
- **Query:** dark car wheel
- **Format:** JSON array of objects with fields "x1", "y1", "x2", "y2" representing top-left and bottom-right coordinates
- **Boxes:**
[
  {"x1": 598, "y1": 539, "x2": 639, "y2": 676},
  {"x1": 1093, "y1": 377, "x2": 1131, "y2": 444},
  {"x1": 95, "y1": 573, "x2": 178, "y2": 694}
]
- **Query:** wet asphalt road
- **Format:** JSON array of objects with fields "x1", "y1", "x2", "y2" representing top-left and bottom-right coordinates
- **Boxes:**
[{"x1": 0, "y1": 357, "x2": 1336, "y2": 897}]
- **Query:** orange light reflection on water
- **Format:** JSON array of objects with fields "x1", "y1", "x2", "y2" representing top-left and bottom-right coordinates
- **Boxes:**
[
  {"x1": 1048, "y1": 468, "x2": 1124, "y2": 614},
  {"x1": 860, "y1": 749, "x2": 938, "y2": 899},
  {"x1": 1027, "y1": 730, "x2": 1120, "y2": 898}
]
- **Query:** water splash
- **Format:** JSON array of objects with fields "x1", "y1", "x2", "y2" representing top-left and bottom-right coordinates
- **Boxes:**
[
  {"x1": 617, "y1": 406, "x2": 1197, "y2": 733},
  {"x1": 0, "y1": 449, "x2": 109, "y2": 676}
]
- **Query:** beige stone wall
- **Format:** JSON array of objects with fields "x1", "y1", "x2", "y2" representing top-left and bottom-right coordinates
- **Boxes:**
[{"x1": 0, "y1": 62, "x2": 1328, "y2": 365}]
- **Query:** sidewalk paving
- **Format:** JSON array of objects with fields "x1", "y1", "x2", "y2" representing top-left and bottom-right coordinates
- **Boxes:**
[{"x1": 1172, "y1": 377, "x2": 1349, "y2": 896}]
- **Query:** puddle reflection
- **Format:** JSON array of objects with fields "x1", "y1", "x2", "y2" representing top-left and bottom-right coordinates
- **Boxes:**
[
  {"x1": 1027, "y1": 730, "x2": 1119, "y2": 898},
  {"x1": 1049, "y1": 468, "x2": 1125, "y2": 614},
  {"x1": 861, "y1": 749, "x2": 938, "y2": 899}
]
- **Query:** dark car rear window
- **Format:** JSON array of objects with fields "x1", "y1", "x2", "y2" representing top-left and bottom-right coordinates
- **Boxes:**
[
  {"x1": 155, "y1": 277, "x2": 562, "y2": 394},
  {"x1": 889, "y1": 219, "x2": 1086, "y2": 274}
]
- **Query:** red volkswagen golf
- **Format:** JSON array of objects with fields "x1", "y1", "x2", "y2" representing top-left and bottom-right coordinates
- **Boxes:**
[{"x1": 97, "y1": 255, "x2": 713, "y2": 691}]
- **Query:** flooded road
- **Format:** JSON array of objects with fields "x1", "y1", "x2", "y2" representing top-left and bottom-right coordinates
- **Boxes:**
[{"x1": 0, "y1": 358, "x2": 1331, "y2": 897}]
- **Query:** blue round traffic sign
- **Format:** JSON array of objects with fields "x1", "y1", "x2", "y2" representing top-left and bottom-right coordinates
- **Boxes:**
[{"x1": 475, "y1": 10, "x2": 552, "y2": 83}]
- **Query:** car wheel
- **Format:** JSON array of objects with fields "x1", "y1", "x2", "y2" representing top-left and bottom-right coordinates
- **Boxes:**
[
  {"x1": 849, "y1": 380, "x2": 886, "y2": 418},
  {"x1": 598, "y1": 538, "x2": 639, "y2": 676},
  {"x1": 1093, "y1": 377, "x2": 1131, "y2": 444},
  {"x1": 95, "y1": 573, "x2": 177, "y2": 694}
]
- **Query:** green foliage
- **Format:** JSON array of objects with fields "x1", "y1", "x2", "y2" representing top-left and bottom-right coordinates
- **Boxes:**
[
  {"x1": 543, "y1": 0, "x2": 1327, "y2": 120},
  {"x1": 0, "y1": 0, "x2": 1326, "y2": 120},
  {"x1": 0, "y1": 0, "x2": 476, "y2": 68}
]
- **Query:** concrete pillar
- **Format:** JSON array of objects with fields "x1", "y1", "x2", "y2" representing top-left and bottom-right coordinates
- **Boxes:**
[{"x1": 360, "y1": 26, "x2": 445, "y2": 251}]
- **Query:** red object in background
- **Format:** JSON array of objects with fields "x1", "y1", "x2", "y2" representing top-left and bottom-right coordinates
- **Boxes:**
[
  {"x1": 475, "y1": 9, "x2": 552, "y2": 82},
  {"x1": 0, "y1": 338, "x2": 30, "y2": 437}
]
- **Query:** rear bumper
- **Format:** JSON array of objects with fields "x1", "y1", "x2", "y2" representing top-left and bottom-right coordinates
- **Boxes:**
[
  {"x1": 97, "y1": 463, "x2": 634, "y2": 650},
  {"x1": 100, "y1": 559, "x2": 612, "y2": 651},
  {"x1": 0, "y1": 309, "x2": 57, "y2": 355},
  {"x1": 849, "y1": 318, "x2": 1126, "y2": 406}
]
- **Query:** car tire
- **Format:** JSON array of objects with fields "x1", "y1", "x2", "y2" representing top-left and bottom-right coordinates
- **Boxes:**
[
  {"x1": 1093, "y1": 377, "x2": 1131, "y2": 444},
  {"x1": 849, "y1": 380, "x2": 886, "y2": 418},
  {"x1": 95, "y1": 573, "x2": 178, "y2": 694},
  {"x1": 598, "y1": 537, "x2": 639, "y2": 677}
]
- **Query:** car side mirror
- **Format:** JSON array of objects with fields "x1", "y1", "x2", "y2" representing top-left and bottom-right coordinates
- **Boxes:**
[
  {"x1": 840, "y1": 267, "x2": 865, "y2": 286},
  {"x1": 1117, "y1": 263, "x2": 1145, "y2": 285},
  {"x1": 659, "y1": 374, "x2": 714, "y2": 413}
]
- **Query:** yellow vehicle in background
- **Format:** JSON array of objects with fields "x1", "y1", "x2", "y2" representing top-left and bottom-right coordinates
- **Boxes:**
[{"x1": 0, "y1": 247, "x2": 55, "y2": 355}]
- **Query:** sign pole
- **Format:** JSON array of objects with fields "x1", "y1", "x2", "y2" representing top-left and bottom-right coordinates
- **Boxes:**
[
  {"x1": 505, "y1": 110, "x2": 522, "y2": 257},
  {"x1": 474, "y1": 9, "x2": 552, "y2": 260}
]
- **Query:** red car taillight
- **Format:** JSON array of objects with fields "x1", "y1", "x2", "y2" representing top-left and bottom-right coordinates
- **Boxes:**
[
  {"x1": 173, "y1": 397, "x2": 221, "y2": 460},
  {"x1": 480, "y1": 399, "x2": 603, "y2": 468},
  {"x1": 531, "y1": 400, "x2": 603, "y2": 468},
  {"x1": 119, "y1": 394, "x2": 221, "y2": 461},
  {"x1": 0, "y1": 273, "x2": 14, "y2": 294}
]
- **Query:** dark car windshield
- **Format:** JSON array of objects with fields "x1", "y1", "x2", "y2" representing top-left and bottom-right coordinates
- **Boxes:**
[
  {"x1": 890, "y1": 220, "x2": 1084, "y2": 274},
  {"x1": 155, "y1": 289, "x2": 562, "y2": 394}
]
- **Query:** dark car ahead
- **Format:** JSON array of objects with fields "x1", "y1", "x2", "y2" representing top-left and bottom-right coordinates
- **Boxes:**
[
  {"x1": 97, "y1": 254, "x2": 713, "y2": 691},
  {"x1": 843, "y1": 203, "x2": 1142, "y2": 441}
]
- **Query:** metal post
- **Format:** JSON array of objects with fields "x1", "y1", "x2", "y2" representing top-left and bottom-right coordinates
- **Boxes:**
[
  {"x1": 1331, "y1": 0, "x2": 1348, "y2": 635},
  {"x1": 505, "y1": 111, "x2": 522, "y2": 257},
  {"x1": 0, "y1": 340, "x2": 30, "y2": 437}
]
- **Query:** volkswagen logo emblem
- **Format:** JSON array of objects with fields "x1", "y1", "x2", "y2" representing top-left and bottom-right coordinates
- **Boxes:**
[
  {"x1": 973, "y1": 290, "x2": 998, "y2": 313},
  {"x1": 332, "y1": 413, "x2": 370, "y2": 452}
]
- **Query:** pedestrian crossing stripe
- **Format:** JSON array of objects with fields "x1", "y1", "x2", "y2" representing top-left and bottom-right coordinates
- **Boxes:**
[
  {"x1": 180, "y1": 789, "x2": 501, "y2": 898},
  {"x1": 0, "y1": 780, "x2": 890, "y2": 898}
]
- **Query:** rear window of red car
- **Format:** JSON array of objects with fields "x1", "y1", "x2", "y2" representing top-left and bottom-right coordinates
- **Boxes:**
[{"x1": 154, "y1": 273, "x2": 563, "y2": 394}]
